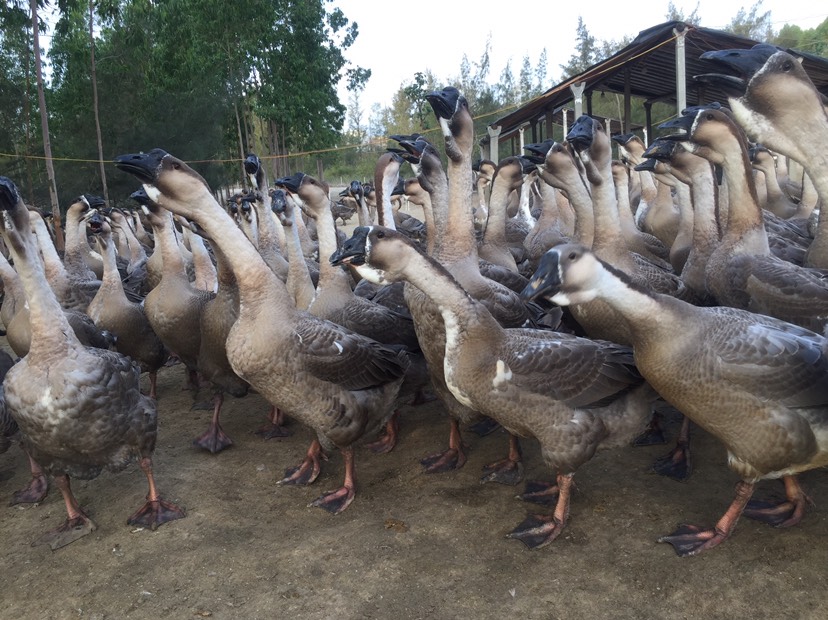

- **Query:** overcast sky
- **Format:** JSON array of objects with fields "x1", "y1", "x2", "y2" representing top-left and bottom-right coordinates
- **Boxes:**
[{"x1": 333, "y1": 0, "x2": 827, "y2": 111}]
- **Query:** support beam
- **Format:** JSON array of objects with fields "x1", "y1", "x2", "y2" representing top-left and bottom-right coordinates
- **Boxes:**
[
  {"x1": 488, "y1": 124, "x2": 502, "y2": 163},
  {"x1": 644, "y1": 102, "x2": 653, "y2": 147},
  {"x1": 624, "y1": 67, "x2": 632, "y2": 133},
  {"x1": 674, "y1": 25, "x2": 688, "y2": 115},
  {"x1": 570, "y1": 81, "x2": 585, "y2": 118},
  {"x1": 518, "y1": 122, "x2": 530, "y2": 154}
]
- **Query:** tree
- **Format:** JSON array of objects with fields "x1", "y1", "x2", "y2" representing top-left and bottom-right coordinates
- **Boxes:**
[
  {"x1": 665, "y1": 1, "x2": 701, "y2": 24},
  {"x1": 496, "y1": 60, "x2": 517, "y2": 106},
  {"x1": 535, "y1": 48, "x2": 549, "y2": 94},
  {"x1": 774, "y1": 18, "x2": 828, "y2": 57},
  {"x1": 560, "y1": 17, "x2": 598, "y2": 79},
  {"x1": 725, "y1": 0, "x2": 773, "y2": 41},
  {"x1": 518, "y1": 55, "x2": 534, "y2": 103}
]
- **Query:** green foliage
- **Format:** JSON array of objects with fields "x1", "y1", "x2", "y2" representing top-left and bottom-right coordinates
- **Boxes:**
[
  {"x1": 724, "y1": 0, "x2": 773, "y2": 41},
  {"x1": 774, "y1": 18, "x2": 828, "y2": 57}
]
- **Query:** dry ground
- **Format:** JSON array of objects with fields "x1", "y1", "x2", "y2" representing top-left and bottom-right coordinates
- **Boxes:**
[{"x1": 1, "y1": 360, "x2": 827, "y2": 620}]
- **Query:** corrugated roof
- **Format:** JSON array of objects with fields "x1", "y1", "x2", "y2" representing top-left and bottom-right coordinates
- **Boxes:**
[{"x1": 492, "y1": 20, "x2": 828, "y2": 143}]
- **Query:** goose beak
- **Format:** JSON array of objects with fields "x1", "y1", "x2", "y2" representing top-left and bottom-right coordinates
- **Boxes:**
[
  {"x1": 634, "y1": 158, "x2": 658, "y2": 172},
  {"x1": 87, "y1": 211, "x2": 106, "y2": 235},
  {"x1": 330, "y1": 226, "x2": 370, "y2": 267},
  {"x1": 114, "y1": 149, "x2": 168, "y2": 182},
  {"x1": 611, "y1": 133, "x2": 636, "y2": 146},
  {"x1": 83, "y1": 194, "x2": 106, "y2": 209},
  {"x1": 425, "y1": 87, "x2": 460, "y2": 119},
  {"x1": 657, "y1": 114, "x2": 695, "y2": 139},
  {"x1": 243, "y1": 153, "x2": 261, "y2": 176},
  {"x1": 521, "y1": 250, "x2": 562, "y2": 303},
  {"x1": 269, "y1": 188, "x2": 287, "y2": 214},
  {"x1": 566, "y1": 116, "x2": 594, "y2": 150},
  {"x1": 0, "y1": 177, "x2": 20, "y2": 211},
  {"x1": 274, "y1": 172, "x2": 305, "y2": 193}
]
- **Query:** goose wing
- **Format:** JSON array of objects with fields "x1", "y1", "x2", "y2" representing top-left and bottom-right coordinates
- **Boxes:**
[
  {"x1": 713, "y1": 309, "x2": 828, "y2": 407},
  {"x1": 503, "y1": 331, "x2": 643, "y2": 408},
  {"x1": 295, "y1": 315, "x2": 409, "y2": 390}
]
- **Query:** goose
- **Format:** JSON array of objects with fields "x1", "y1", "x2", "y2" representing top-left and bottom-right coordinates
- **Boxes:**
[
  {"x1": 86, "y1": 213, "x2": 168, "y2": 399},
  {"x1": 397, "y1": 87, "x2": 531, "y2": 478},
  {"x1": 138, "y1": 196, "x2": 215, "y2": 392},
  {"x1": 526, "y1": 242, "x2": 828, "y2": 556},
  {"x1": 277, "y1": 171, "x2": 427, "y2": 453},
  {"x1": 0, "y1": 176, "x2": 184, "y2": 548},
  {"x1": 658, "y1": 106, "x2": 828, "y2": 333},
  {"x1": 333, "y1": 226, "x2": 654, "y2": 548},
  {"x1": 749, "y1": 145, "x2": 811, "y2": 220},
  {"x1": 472, "y1": 158, "x2": 496, "y2": 231},
  {"x1": 612, "y1": 133, "x2": 681, "y2": 246},
  {"x1": 64, "y1": 195, "x2": 105, "y2": 281},
  {"x1": 478, "y1": 157, "x2": 528, "y2": 273},
  {"x1": 242, "y1": 154, "x2": 290, "y2": 283},
  {"x1": 114, "y1": 148, "x2": 409, "y2": 514},
  {"x1": 270, "y1": 188, "x2": 316, "y2": 311},
  {"x1": 697, "y1": 45, "x2": 828, "y2": 268}
]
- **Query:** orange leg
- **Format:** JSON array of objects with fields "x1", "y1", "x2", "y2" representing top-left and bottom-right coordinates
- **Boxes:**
[
  {"x1": 420, "y1": 418, "x2": 467, "y2": 473},
  {"x1": 507, "y1": 473, "x2": 575, "y2": 549},
  {"x1": 309, "y1": 446, "x2": 356, "y2": 514},
  {"x1": 32, "y1": 474, "x2": 96, "y2": 550},
  {"x1": 127, "y1": 457, "x2": 186, "y2": 530}
]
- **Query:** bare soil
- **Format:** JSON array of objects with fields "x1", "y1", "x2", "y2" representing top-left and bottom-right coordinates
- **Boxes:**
[{"x1": 1, "y1": 359, "x2": 827, "y2": 620}]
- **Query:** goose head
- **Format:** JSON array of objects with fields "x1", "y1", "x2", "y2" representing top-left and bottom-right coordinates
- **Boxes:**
[
  {"x1": 330, "y1": 225, "x2": 411, "y2": 286},
  {"x1": 658, "y1": 107, "x2": 748, "y2": 165},
  {"x1": 275, "y1": 172, "x2": 330, "y2": 220},
  {"x1": 425, "y1": 86, "x2": 473, "y2": 162},
  {"x1": 567, "y1": 116, "x2": 611, "y2": 184},
  {"x1": 523, "y1": 140, "x2": 555, "y2": 164},
  {"x1": 244, "y1": 153, "x2": 266, "y2": 190},
  {"x1": 696, "y1": 44, "x2": 783, "y2": 96},
  {"x1": 521, "y1": 243, "x2": 609, "y2": 306},
  {"x1": 0, "y1": 177, "x2": 35, "y2": 255},
  {"x1": 86, "y1": 211, "x2": 112, "y2": 250},
  {"x1": 115, "y1": 149, "x2": 212, "y2": 222}
]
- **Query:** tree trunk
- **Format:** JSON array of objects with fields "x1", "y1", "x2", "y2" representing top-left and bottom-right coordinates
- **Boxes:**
[
  {"x1": 89, "y1": 0, "x2": 110, "y2": 206},
  {"x1": 30, "y1": 0, "x2": 64, "y2": 251},
  {"x1": 234, "y1": 100, "x2": 246, "y2": 188},
  {"x1": 23, "y1": 29, "x2": 35, "y2": 206}
]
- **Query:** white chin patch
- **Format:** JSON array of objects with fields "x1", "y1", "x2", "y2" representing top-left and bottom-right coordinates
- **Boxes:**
[
  {"x1": 354, "y1": 263, "x2": 388, "y2": 285},
  {"x1": 143, "y1": 184, "x2": 162, "y2": 203},
  {"x1": 551, "y1": 291, "x2": 572, "y2": 306},
  {"x1": 438, "y1": 117, "x2": 451, "y2": 138}
]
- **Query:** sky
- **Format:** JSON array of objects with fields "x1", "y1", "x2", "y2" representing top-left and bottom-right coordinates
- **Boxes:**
[{"x1": 332, "y1": 0, "x2": 827, "y2": 112}]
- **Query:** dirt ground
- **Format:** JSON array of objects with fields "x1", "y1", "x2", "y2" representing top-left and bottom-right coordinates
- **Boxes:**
[{"x1": 1, "y1": 358, "x2": 827, "y2": 620}]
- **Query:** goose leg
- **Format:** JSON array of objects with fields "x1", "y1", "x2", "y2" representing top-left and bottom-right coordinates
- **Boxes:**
[
  {"x1": 743, "y1": 475, "x2": 810, "y2": 527},
  {"x1": 364, "y1": 410, "x2": 400, "y2": 454},
  {"x1": 127, "y1": 457, "x2": 186, "y2": 529},
  {"x1": 650, "y1": 416, "x2": 692, "y2": 481},
  {"x1": 309, "y1": 446, "x2": 356, "y2": 514},
  {"x1": 192, "y1": 392, "x2": 233, "y2": 453},
  {"x1": 480, "y1": 434, "x2": 524, "y2": 486},
  {"x1": 148, "y1": 370, "x2": 159, "y2": 400},
  {"x1": 517, "y1": 479, "x2": 560, "y2": 506},
  {"x1": 507, "y1": 473, "x2": 574, "y2": 549},
  {"x1": 420, "y1": 419, "x2": 467, "y2": 473},
  {"x1": 658, "y1": 480, "x2": 754, "y2": 557},
  {"x1": 632, "y1": 410, "x2": 668, "y2": 446},
  {"x1": 468, "y1": 415, "x2": 501, "y2": 437},
  {"x1": 279, "y1": 439, "x2": 324, "y2": 486},
  {"x1": 255, "y1": 405, "x2": 292, "y2": 439},
  {"x1": 32, "y1": 474, "x2": 96, "y2": 550},
  {"x1": 10, "y1": 450, "x2": 49, "y2": 505}
]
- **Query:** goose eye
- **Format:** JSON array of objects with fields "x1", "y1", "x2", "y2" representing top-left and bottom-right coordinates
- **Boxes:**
[
  {"x1": 172, "y1": 162, "x2": 181, "y2": 170},
  {"x1": 782, "y1": 60, "x2": 793, "y2": 72},
  {"x1": 376, "y1": 230, "x2": 385, "y2": 239},
  {"x1": 705, "y1": 113, "x2": 714, "y2": 120},
  {"x1": 568, "y1": 251, "x2": 577, "y2": 260}
]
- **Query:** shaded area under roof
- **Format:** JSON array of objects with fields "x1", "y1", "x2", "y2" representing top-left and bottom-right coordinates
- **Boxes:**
[{"x1": 491, "y1": 20, "x2": 828, "y2": 144}]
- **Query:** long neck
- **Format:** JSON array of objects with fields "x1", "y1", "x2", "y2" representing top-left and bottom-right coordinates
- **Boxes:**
[
  {"x1": 30, "y1": 216, "x2": 71, "y2": 295},
  {"x1": 307, "y1": 199, "x2": 353, "y2": 306},
  {"x1": 682, "y1": 161, "x2": 721, "y2": 285},
  {"x1": 117, "y1": 217, "x2": 148, "y2": 267},
  {"x1": 443, "y1": 135, "x2": 478, "y2": 262},
  {"x1": 63, "y1": 207, "x2": 96, "y2": 278},
  {"x1": 95, "y1": 234, "x2": 129, "y2": 303},
  {"x1": 420, "y1": 162, "x2": 450, "y2": 259},
  {"x1": 2, "y1": 206, "x2": 74, "y2": 355},
  {"x1": 583, "y1": 152, "x2": 627, "y2": 263},
  {"x1": 187, "y1": 229, "x2": 218, "y2": 293},
  {"x1": 283, "y1": 213, "x2": 315, "y2": 310},
  {"x1": 154, "y1": 183, "x2": 293, "y2": 314},
  {"x1": 151, "y1": 210, "x2": 190, "y2": 282},
  {"x1": 251, "y1": 200, "x2": 289, "y2": 281},
  {"x1": 715, "y1": 140, "x2": 770, "y2": 254},
  {"x1": 0, "y1": 250, "x2": 26, "y2": 317},
  {"x1": 483, "y1": 171, "x2": 514, "y2": 246}
]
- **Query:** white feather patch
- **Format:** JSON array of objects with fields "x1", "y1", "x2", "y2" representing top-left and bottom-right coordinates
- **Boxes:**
[{"x1": 492, "y1": 360, "x2": 512, "y2": 388}]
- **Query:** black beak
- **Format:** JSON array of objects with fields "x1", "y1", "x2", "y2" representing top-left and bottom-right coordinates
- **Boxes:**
[
  {"x1": 274, "y1": 172, "x2": 305, "y2": 193},
  {"x1": 244, "y1": 153, "x2": 261, "y2": 176},
  {"x1": 87, "y1": 211, "x2": 105, "y2": 234},
  {"x1": 269, "y1": 188, "x2": 287, "y2": 213},
  {"x1": 566, "y1": 115, "x2": 594, "y2": 150},
  {"x1": 658, "y1": 113, "x2": 696, "y2": 139},
  {"x1": 521, "y1": 250, "x2": 563, "y2": 303},
  {"x1": 634, "y1": 158, "x2": 658, "y2": 172},
  {"x1": 83, "y1": 194, "x2": 106, "y2": 209},
  {"x1": 425, "y1": 87, "x2": 460, "y2": 119},
  {"x1": 0, "y1": 177, "x2": 20, "y2": 211},
  {"x1": 330, "y1": 226, "x2": 370, "y2": 267},
  {"x1": 611, "y1": 133, "x2": 636, "y2": 146},
  {"x1": 114, "y1": 149, "x2": 168, "y2": 183}
]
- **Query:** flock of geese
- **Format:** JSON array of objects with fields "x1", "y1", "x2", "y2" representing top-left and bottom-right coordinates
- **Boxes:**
[{"x1": 1, "y1": 44, "x2": 827, "y2": 557}]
